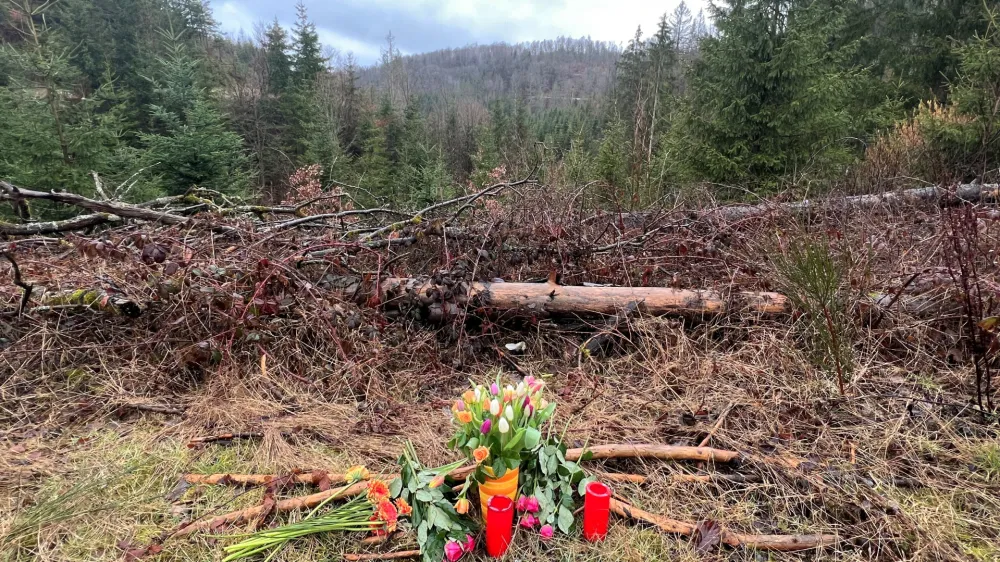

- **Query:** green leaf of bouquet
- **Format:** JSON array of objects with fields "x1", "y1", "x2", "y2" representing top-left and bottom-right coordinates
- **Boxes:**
[
  {"x1": 524, "y1": 427, "x2": 541, "y2": 449},
  {"x1": 389, "y1": 478, "x2": 403, "y2": 497},
  {"x1": 557, "y1": 505, "x2": 575, "y2": 534},
  {"x1": 417, "y1": 520, "x2": 429, "y2": 544},
  {"x1": 504, "y1": 428, "x2": 525, "y2": 453}
]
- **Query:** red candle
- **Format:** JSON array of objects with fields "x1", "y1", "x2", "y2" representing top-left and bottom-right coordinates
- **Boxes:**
[
  {"x1": 583, "y1": 481, "x2": 611, "y2": 542},
  {"x1": 486, "y1": 495, "x2": 514, "y2": 557}
]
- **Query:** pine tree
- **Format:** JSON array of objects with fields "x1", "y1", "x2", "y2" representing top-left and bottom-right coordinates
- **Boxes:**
[
  {"x1": 677, "y1": 0, "x2": 857, "y2": 186},
  {"x1": 264, "y1": 19, "x2": 292, "y2": 94},
  {"x1": 139, "y1": 24, "x2": 251, "y2": 195},
  {"x1": 0, "y1": 0, "x2": 132, "y2": 200},
  {"x1": 291, "y1": 2, "x2": 324, "y2": 87}
]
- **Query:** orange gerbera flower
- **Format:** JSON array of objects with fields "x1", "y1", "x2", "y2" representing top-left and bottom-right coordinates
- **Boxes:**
[
  {"x1": 473, "y1": 445, "x2": 490, "y2": 464},
  {"x1": 394, "y1": 497, "x2": 412, "y2": 517},
  {"x1": 456, "y1": 410, "x2": 473, "y2": 424},
  {"x1": 375, "y1": 499, "x2": 399, "y2": 533},
  {"x1": 366, "y1": 479, "x2": 390, "y2": 504}
]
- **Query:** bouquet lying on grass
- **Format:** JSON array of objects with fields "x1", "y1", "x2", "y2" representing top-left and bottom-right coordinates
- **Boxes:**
[{"x1": 223, "y1": 466, "x2": 410, "y2": 562}]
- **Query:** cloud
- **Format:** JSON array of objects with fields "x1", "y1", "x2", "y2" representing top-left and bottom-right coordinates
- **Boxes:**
[
  {"x1": 316, "y1": 27, "x2": 382, "y2": 62},
  {"x1": 215, "y1": 1, "x2": 257, "y2": 35},
  {"x1": 210, "y1": 0, "x2": 707, "y2": 64}
]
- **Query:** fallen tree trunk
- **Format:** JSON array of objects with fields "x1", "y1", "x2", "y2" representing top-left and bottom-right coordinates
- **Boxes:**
[
  {"x1": 610, "y1": 498, "x2": 839, "y2": 552},
  {"x1": 704, "y1": 183, "x2": 999, "y2": 221},
  {"x1": 323, "y1": 276, "x2": 791, "y2": 320},
  {"x1": 0, "y1": 212, "x2": 120, "y2": 235},
  {"x1": 1, "y1": 181, "x2": 190, "y2": 226}
]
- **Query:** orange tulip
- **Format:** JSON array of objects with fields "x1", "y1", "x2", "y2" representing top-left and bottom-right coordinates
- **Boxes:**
[{"x1": 454, "y1": 497, "x2": 470, "y2": 514}]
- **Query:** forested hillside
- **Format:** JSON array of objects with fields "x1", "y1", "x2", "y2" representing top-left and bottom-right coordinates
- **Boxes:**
[{"x1": 0, "y1": 0, "x2": 997, "y2": 215}]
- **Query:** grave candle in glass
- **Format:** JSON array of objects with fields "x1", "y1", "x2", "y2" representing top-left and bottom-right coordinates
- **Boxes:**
[
  {"x1": 583, "y1": 481, "x2": 611, "y2": 541},
  {"x1": 486, "y1": 495, "x2": 514, "y2": 557}
]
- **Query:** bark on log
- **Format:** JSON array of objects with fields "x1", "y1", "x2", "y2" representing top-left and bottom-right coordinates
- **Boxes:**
[
  {"x1": 569, "y1": 444, "x2": 740, "y2": 464},
  {"x1": 39, "y1": 288, "x2": 141, "y2": 317},
  {"x1": 184, "y1": 472, "x2": 346, "y2": 487},
  {"x1": 705, "y1": 183, "x2": 999, "y2": 221},
  {"x1": 173, "y1": 480, "x2": 369, "y2": 537},
  {"x1": 1, "y1": 213, "x2": 120, "y2": 235},
  {"x1": 327, "y1": 276, "x2": 791, "y2": 320},
  {"x1": 1, "y1": 181, "x2": 189, "y2": 226},
  {"x1": 610, "y1": 498, "x2": 839, "y2": 552}
]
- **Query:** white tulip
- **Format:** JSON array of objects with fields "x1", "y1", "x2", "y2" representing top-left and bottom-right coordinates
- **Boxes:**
[
  {"x1": 490, "y1": 399, "x2": 500, "y2": 416},
  {"x1": 504, "y1": 405, "x2": 514, "y2": 421},
  {"x1": 498, "y1": 417, "x2": 510, "y2": 433},
  {"x1": 474, "y1": 387, "x2": 482, "y2": 401}
]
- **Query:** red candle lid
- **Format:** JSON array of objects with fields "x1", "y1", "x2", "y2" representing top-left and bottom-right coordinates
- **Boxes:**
[
  {"x1": 488, "y1": 495, "x2": 514, "y2": 512},
  {"x1": 586, "y1": 481, "x2": 611, "y2": 498}
]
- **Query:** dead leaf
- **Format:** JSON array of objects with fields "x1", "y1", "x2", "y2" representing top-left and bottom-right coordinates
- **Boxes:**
[
  {"x1": 121, "y1": 542, "x2": 163, "y2": 561},
  {"x1": 313, "y1": 470, "x2": 332, "y2": 491},
  {"x1": 165, "y1": 479, "x2": 192, "y2": 502},
  {"x1": 693, "y1": 519, "x2": 721, "y2": 554}
]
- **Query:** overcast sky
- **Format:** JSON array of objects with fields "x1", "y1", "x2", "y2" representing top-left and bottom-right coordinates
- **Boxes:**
[{"x1": 213, "y1": 0, "x2": 707, "y2": 65}]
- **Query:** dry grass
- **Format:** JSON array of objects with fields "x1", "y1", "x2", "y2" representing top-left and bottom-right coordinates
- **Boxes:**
[{"x1": 2, "y1": 186, "x2": 1000, "y2": 560}]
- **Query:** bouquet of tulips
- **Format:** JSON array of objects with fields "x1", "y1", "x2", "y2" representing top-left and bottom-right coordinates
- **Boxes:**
[
  {"x1": 447, "y1": 375, "x2": 555, "y2": 478},
  {"x1": 222, "y1": 467, "x2": 411, "y2": 562}
]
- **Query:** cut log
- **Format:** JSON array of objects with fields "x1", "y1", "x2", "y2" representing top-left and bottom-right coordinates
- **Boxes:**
[
  {"x1": 320, "y1": 276, "x2": 791, "y2": 320},
  {"x1": 704, "y1": 183, "x2": 999, "y2": 221},
  {"x1": 610, "y1": 498, "x2": 839, "y2": 552}
]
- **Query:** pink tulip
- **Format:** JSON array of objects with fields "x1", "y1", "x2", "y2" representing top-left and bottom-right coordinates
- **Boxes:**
[
  {"x1": 454, "y1": 400, "x2": 465, "y2": 411},
  {"x1": 463, "y1": 534, "x2": 475, "y2": 552},
  {"x1": 524, "y1": 375, "x2": 535, "y2": 386},
  {"x1": 480, "y1": 418, "x2": 491, "y2": 434},
  {"x1": 519, "y1": 514, "x2": 538, "y2": 528},
  {"x1": 516, "y1": 496, "x2": 529, "y2": 512},
  {"x1": 490, "y1": 382, "x2": 500, "y2": 395},
  {"x1": 444, "y1": 539, "x2": 464, "y2": 561},
  {"x1": 539, "y1": 524, "x2": 554, "y2": 540},
  {"x1": 525, "y1": 496, "x2": 539, "y2": 513}
]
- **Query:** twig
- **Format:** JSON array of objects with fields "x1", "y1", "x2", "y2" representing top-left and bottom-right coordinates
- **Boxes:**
[
  {"x1": 343, "y1": 551, "x2": 420, "y2": 561},
  {"x1": 186, "y1": 433, "x2": 264, "y2": 448},
  {"x1": 670, "y1": 473, "x2": 761, "y2": 484},
  {"x1": 1, "y1": 251, "x2": 33, "y2": 315},
  {"x1": 117, "y1": 402, "x2": 184, "y2": 416},
  {"x1": 354, "y1": 174, "x2": 536, "y2": 241},
  {"x1": 593, "y1": 472, "x2": 648, "y2": 484},
  {"x1": 697, "y1": 402, "x2": 734, "y2": 448}
]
